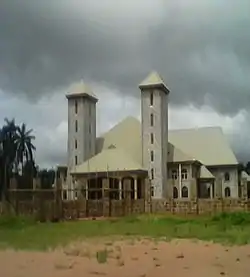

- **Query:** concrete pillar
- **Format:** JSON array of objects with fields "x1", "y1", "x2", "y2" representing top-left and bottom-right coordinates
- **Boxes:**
[
  {"x1": 190, "y1": 179, "x2": 197, "y2": 199},
  {"x1": 85, "y1": 179, "x2": 88, "y2": 200},
  {"x1": 102, "y1": 178, "x2": 109, "y2": 199},
  {"x1": 118, "y1": 178, "x2": 122, "y2": 200},
  {"x1": 210, "y1": 183, "x2": 213, "y2": 199},
  {"x1": 134, "y1": 177, "x2": 138, "y2": 200},
  {"x1": 241, "y1": 178, "x2": 248, "y2": 200},
  {"x1": 215, "y1": 177, "x2": 222, "y2": 198},
  {"x1": 178, "y1": 163, "x2": 182, "y2": 198}
]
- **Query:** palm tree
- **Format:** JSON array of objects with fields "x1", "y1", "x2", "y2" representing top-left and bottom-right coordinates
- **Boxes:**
[
  {"x1": 15, "y1": 123, "x2": 36, "y2": 175},
  {"x1": 0, "y1": 119, "x2": 36, "y2": 198},
  {"x1": 0, "y1": 118, "x2": 18, "y2": 199}
]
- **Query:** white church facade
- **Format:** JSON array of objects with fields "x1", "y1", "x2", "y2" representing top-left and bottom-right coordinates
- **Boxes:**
[{"x1": 59, "y1": 72, "x2": 245, "y2": 200}]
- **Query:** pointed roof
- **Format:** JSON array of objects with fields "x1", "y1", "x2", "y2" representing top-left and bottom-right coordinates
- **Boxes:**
[
  {"x1": 71, "y1": 147, "x2": 146, "y2": 175},
  {"x1": 139, "y1": 71, "x2": 169, "y2": 93},
  {"x1": 66, "y1": 80, "x2": 98, "y2": 102},
  {"x1": 199, "y1": 165, "x2": 215, "y2": 179}
]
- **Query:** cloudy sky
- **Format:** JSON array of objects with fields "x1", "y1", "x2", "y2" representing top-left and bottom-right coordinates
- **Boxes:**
[{"x1": 0, "y1": 0, "x2": 250, "y2": 167}]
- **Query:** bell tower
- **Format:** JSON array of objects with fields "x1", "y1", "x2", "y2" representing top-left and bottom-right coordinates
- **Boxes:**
[{"x1": 139, "y1": 72, "x2": 170, "y2": 198}]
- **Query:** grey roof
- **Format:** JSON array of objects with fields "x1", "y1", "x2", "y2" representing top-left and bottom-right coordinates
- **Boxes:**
[
  {"x1": 94, "y1": 117, "x2": 238, "y2": 166},
  {"x1": 71, "y1": 146, "x2": 146, "y2": 174},
  {"x1": 168, "y1": 143, "x2": 196, "y2": 163},
  {"x1": 139, "y1": 71, "x2": 169, "y2": 93},
  {"x1": 199, "y1": 165, "x2": 215, "y2": 179},
  {"x1": 96, "y1": 116, "x2": 142, "y2": 164},
  {"x1": 66, "y1": 80, "x2": 98, "y2": 101},
  {"x1": 95, "y1": 117, "x2": 238, "y2": 167},
  {"x1": 169, "y1": 127, "x2": 238, "y2": 166},
  {"x1": 241, "y1": 171, "x2": 250, "y2": 181}
]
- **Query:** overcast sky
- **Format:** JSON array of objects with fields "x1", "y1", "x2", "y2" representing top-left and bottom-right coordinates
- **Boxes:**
[{"x1": 0, "y1": 0, "x2": 250, "y2": 167}]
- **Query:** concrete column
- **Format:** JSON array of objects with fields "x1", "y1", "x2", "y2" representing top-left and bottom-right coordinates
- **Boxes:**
[
  {"x1": 215, "y1": 177, "x2": 222, "y2": 198},
  {"x1": 178, "y1": 163, "x2": 182, "y2": 198},
  {"x1": 118, "y1": 178, "x2": 122, "y2": 200},
  {"x1": 241, "y1": 178, "x2": 248, "y2": 200},
  {"x1": 134, "y1": 177, "x2": 138, "y2": 200},
  {"x1": 85, "y1": 179, "x2": 89, "y2": 200},
  {"x1": 102, "y1": 178, "x2": 109, "y2": 198},
  {"x1": 210, "y1": 183, "x2": 213, "y2": 199}
]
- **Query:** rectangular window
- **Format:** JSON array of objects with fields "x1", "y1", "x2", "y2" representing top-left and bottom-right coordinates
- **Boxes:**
[
  {"x1": 151, "y1": 168, "x2": 154, "y2": 180},
  {"x1": 75, "y1": 120, "x2": 78, "y2": 132},
  {"x1": 150, "y1": 92, "x2": 153, "y2": 106},
  {"x1": 150, "y1": 150, "x2": 154, "y2": 162},
  {"x1": 75, "y1": 139, "x2": 77, "y2": 149},
  {"x1": 172, "y1": 170, "x2": 178, "y2": 180},
  {"x1": 150, "y1": 133, "x2": 154, "y2": 144},
  {"x1": 75, "y1": 155, "x2": 78, "y2": 165},
  {"x1": 89, "y1": 124, "x2": 91, "y2": 134},
  {"x1": 150, "y1": 114, "x2": 154, "y2": 126},
  {"x1": 75, "y1": 100, "x2": 78, "y2": 114}
]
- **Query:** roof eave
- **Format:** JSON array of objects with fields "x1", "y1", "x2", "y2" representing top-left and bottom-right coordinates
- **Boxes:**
[
  {"x1": 139, "y1": 83, "x2": 169, "y2": 94},
  {"x1": 66, "y1": 93, "x2": 98, "y2": 102}
]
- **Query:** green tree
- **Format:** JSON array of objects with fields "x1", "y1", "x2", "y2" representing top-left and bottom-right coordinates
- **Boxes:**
[
  {"x1": 0, "y1": 118, "x2": 36, "y2": 198},
  {"x1": 15, "y1": 123, "x2": 36, "y2": 174}
]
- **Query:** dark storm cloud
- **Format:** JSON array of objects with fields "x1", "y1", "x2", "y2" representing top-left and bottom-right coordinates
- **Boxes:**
[{"x1": 1, "y1": 0, "x2": 250, "y2": 115}]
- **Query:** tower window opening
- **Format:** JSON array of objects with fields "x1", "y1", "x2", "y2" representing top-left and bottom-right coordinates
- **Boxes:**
[
  {"x1": 150, "y1": 114, "x2": 154, "y2": 126},
  {"x1": 150, "y1": 150, "x2": 154, "y2": 162},
  {"x1": 150, "y1": 133, "x2": 154, "y2": 144},
  {"x1": 150, "y1": 92, "x2": 153, "y2": 106},
  {"x1": 151, "y1": 168, "x2": 154, "y2": 180},
  {"x1": 75, "y1": 100, "x2": 78, "y2": 114},
  {"x1": 75, "y1": 120, "x2": 78, "y2": 132}
]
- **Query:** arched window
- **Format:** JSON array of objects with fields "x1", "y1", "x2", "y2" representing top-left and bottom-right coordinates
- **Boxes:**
[
  {"x1": 181, "y1": 169, "x2": 188, "y2": 180},
  {"x1": 172, "y1": 169, "x2": 178, "y2": 180},
  {"x1": 225, "y1": 187, "x2": 231, "y2": 198},
  {"x1": 173, "y1": 187, "x2": 178, "y2": 199},
  {"x1": 181, "y1": 186, "x2": 188, "y2": 198},
  {"x1": 224, "y1": 172, "x2": 230, "y2": 181}
]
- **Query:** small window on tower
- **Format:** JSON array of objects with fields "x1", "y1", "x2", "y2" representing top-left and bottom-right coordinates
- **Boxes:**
[
  {"x1": 151, "y1": 168, "x2": 154, "y2": 180},
  {"x1": 75, "y1": 155, "x2": 78, "y2": 165},
  {"x1": 75, "y1": 100, "x2": 78, "y2": 114},
  {"x1": 89, "y1": 124, "x2": 91, "y2": 134},
  {"x1": 150, "y1": 114, "x2": 154, "y2": 126},
  {"x1": 150, "y1": 150, "x2": 154, "y2": 162},
  {"x1": 75, "y1": 139, "x2": 77, "y2": 149},
  {"x1": 150, "y1": 92, "x2": 153, "y2": 106},
  {"x1": 75, "y1": 120, "x2": 78, "y2": 132},
  {"x1": 150, "y1": 133, "x2": 154, "y2": 144}
]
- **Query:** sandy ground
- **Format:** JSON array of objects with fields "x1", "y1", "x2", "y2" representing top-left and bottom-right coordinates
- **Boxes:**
[{"x1": 0, "y1": 239, "x2": 250, "y2": 277}]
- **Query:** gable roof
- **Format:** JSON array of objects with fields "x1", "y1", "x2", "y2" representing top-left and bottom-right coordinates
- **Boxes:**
[
  {"x1": 168, "y1": 127, "x2": 238, "y2": 166},
  {"x1": 139, "y1": 71, "x2": 169, "y2": 93},
  {"x1": 199, "y1": 165, "x2": 215, "y2": 179},
  {"x1": 66, "y1": 80, "x2": 98, "y2": 101},
  {"x1": 96, "y1": 116, "x2": 142, "y2": 164},
  {"x1": 168, "y1": 143, "x2": 196, "y2": 163},
  {"x1": 71, "y1": 147, "x2": 146, "y2": 174},
  {"x1": 96, "y1": 117, "x2": 238, "y2": 166}
]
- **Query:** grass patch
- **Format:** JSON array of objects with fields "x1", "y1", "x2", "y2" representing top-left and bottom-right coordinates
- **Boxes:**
[{"x1": 0, "y1": 212, "x2": 250, "y2": 250}]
